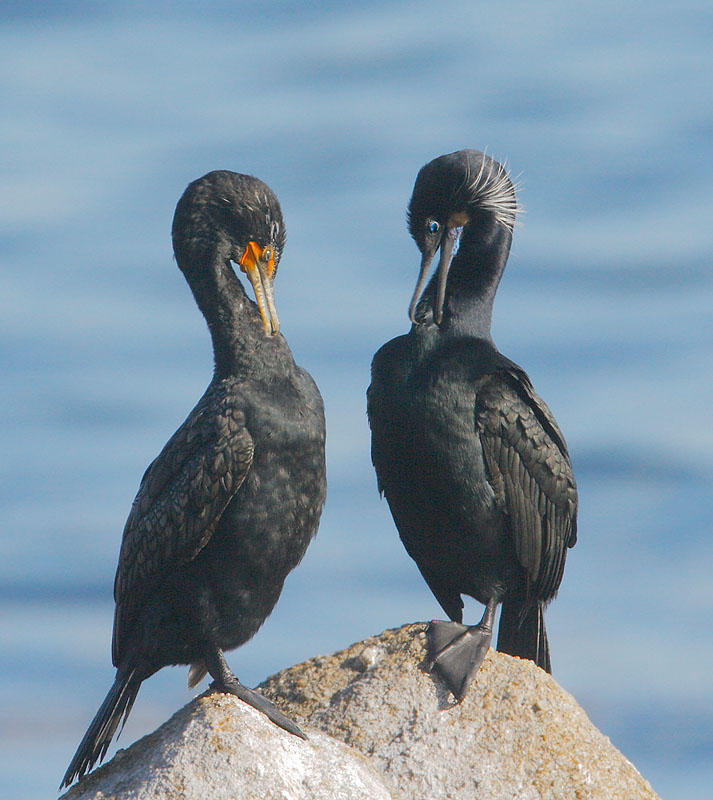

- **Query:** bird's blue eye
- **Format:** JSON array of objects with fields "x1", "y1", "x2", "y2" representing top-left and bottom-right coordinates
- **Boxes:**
[{"x1": 427, "y1": 219, "x2": 440, "y2": 234}]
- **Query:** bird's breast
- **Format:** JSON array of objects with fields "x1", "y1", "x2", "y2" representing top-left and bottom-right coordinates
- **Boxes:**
[{"x1": 218, "y1": 372, "x2": 325, "y2": 562}]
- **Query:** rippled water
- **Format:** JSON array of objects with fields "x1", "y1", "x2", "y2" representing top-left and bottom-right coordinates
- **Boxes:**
[{"x1": 2, "y1": 2, "x2": 712, "y2": 798}]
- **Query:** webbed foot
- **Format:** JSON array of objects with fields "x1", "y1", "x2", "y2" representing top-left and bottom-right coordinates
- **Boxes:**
[
  {"x1": 209, "y1": 677, "x2": 307, "y2": 740},
  {"x1": 206, "y1": 647, "x2": 306, "y2": 740},
  {"x1": 427, "y1": 598, "x2": 498, "y2": 701},
  {"x1": 427, "y1": 620, "x2": 492, "y2": 701}
]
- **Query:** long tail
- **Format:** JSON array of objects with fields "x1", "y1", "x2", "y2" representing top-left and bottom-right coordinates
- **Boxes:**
[
  {"x1": 496, "y1": 599, "x2": 551, "y2": 673},
  {"x1": 60, "y1": 667, "x2": 142, "y2": 789}
]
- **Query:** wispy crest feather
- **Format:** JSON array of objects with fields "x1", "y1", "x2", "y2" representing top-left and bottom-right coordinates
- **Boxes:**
[{"x1": 460, "y1": 152, "x2": 522, "y2": 231}]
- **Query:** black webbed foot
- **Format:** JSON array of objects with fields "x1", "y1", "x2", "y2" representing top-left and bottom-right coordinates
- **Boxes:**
[
  {"x1": 205, "y1": 648, "x2": 306, "y2": 740},
  {"x1": 427, "y1": 620, "x2": 492, "y2": 701},
  {"x1": 208, "y1": 678, "x2": 307, "y2": 740},
  {"x1": 427, "y1": 599, "x2": 498, "y2": 701}
]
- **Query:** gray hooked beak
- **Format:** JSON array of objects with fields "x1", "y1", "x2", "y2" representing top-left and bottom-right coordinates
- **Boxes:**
[{"x1": 408, "y1": 226, "x2": 464, "y2": 325}]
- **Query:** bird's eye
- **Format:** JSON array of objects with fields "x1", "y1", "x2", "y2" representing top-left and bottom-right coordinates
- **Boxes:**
[
  {"x1": 262, "y1": 246, "x2": 273, "y2": 263},
  {"x1": 426, "y1": 219, "x2": 441, "y2": 235}
]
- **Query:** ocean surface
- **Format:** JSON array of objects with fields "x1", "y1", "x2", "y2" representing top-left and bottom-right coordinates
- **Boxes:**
[{"x1": 2, "y1": 2, "x2": 712, "y2": 797}]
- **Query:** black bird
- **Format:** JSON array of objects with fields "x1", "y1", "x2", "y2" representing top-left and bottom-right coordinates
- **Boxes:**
[
  {"x1": 368, "y1": 150, "x2": 577, "y2": 701},
  {"x1": 61, "y1": 171, "x2": 326, "y2": 788}
]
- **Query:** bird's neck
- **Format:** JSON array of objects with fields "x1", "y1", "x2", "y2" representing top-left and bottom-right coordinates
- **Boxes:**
[{"x1": 179, "y1": 247, "x2": 272, "y2": 379}]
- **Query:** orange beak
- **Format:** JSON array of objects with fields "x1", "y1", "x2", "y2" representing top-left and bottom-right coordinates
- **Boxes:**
[{"x1": 238, "y1": 241, "x2": 280, "y2": 335}]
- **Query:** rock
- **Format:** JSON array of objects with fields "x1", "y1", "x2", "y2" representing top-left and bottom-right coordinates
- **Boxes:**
[
  {"x1": 261, "y1": 623, "x2": 661, "y2": 800},
  {"x1": 61, "y1": 623, "x2": 660, "y2": 800},
  {"x1": 59, "y1": 692, "x2": 395, "y2": 800}
]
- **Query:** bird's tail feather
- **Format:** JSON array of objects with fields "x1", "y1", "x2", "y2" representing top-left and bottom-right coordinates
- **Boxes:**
[
  {"x1": 60, "y1": 667, "x2": 141, "y2": 789},
  {"x1": 497, "y1": 599, "x2": 551, "y2": 673}
]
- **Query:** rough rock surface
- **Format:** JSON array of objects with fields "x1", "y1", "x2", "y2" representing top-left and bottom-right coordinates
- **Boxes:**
[
  {"x1": 59, "y1": 692, "x2": 393, "y2": 800},
  {"x1": 61, "y1": 623, "x2": 660, "y2": 800},
  {"x1": 261, "y1": 624, "x2": 660, "y2": 800}
]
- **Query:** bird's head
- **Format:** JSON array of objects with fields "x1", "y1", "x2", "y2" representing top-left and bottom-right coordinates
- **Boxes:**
[
  {"x1": 172, "y1": 171, "x2": 286, "y2": 336},
  {"x1": 406, "y1": 150, "x2": 519, "y2": 325}
]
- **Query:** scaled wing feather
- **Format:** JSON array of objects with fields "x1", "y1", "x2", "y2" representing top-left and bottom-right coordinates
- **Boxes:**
[
  {"x1": 112, "y1": 387, "x2": 254, "y2": 665},
  {"x1": 477, "y1": 373, "x2": 577, "y2": 600}
]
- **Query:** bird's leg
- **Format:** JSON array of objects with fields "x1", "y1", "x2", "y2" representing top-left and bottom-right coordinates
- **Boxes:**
[
  {"x1": 204, "y1": 648, "x2": 307, "y2": 740},
  {"x1": 427, "y1": 598, "x2": 498, "y2": 701}
]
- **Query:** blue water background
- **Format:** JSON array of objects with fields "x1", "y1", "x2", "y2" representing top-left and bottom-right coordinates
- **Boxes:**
[{"x1": 2, "y1": 2, "x2": 712, "y2": 797}]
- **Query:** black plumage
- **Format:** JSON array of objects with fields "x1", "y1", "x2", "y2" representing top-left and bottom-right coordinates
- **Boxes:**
[
  {"x1": 367, "y1": 150, "x2": 577, "y2": 700},
  {"x1": 62, "y1": 171, "x2": 326, "y2": 788}
]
